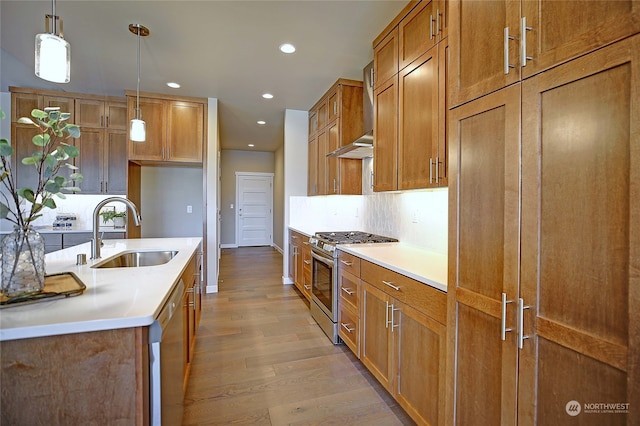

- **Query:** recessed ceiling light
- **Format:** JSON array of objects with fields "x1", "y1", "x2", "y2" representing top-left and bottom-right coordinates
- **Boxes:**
[
  {"x1": 257, "y1": 120, "x2": 266, "y2": 125},
  {"x1": 248, "y1": 144, "x2": 255, "y2": 147},
  {"x1": 262, "y1": 93, "x2": 274, "y2": 99},
  {"x1": 279, "y1": 43, "x2": 296, "y2": 54},
  {"x1": 167, "y1": 82, "x2": 180, "y2": 88}
]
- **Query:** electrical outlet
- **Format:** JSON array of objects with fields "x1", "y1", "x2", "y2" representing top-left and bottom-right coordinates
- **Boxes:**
[
  {"x1": 187, "y1": 205, "x2": 193, "y2": 214},
  {"x1": 412, "y1": 209, "x2": 419, "y2": 223}
]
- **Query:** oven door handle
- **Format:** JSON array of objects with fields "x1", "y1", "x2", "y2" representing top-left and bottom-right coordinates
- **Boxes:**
[{"x1": 311, "y1": 250, "x2": 335, "y2": 268}]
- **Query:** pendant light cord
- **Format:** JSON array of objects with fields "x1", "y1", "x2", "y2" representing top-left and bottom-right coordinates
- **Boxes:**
[
  {"x1": 51, "y1": 0, "x2": 56, "y2": 34},
  {"x1": 136, "y1": 25, "x2": 141, "y2": 119}
]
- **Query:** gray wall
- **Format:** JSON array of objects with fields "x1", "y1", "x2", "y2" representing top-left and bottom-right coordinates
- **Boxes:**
[
  {"x1": 220, "y1": 150, "x2": 275, "y2": 246},
  {"x1": 273, "y1": 144, "x2": 285, "y2": 251},
  {"x1": 141, "y1": 166, "x2": 203, "y2": 238}
]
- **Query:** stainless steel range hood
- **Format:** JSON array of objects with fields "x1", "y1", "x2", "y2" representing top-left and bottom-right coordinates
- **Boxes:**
[{"x1": 327, "y1": 61, "x2": 374, "y2": 159}]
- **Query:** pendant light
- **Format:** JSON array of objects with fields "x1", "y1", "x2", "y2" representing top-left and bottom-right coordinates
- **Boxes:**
[
  {"x1": 35, "y1": 0, "x2": 70, "y2": 83},
  {"x1": 129, "y1": 23, "x2": 149, "y2": 142}
]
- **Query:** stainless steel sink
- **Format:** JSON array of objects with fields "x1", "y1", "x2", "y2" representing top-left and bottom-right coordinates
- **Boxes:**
[{"x1": 91, "y1": 250, "x2": 178, "y2": 269}]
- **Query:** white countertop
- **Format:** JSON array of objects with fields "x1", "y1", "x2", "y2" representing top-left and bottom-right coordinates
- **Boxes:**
[
  {"x1": 337, "y1": 242, "x2": 447, "y2": 292},
  {"x1": 0, "y1": 237, "x2": 201, "y2": 342},
  {"x1": 0, "y1": 226, "x2": 125, "y2": 235},
  {"x1": 288, "y1": 225, "x2": 314, "y2": 237}
]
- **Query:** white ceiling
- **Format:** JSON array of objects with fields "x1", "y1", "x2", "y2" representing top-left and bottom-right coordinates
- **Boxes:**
[{"x1": 1, "y1": 0, "x2": 407, "y2": 152}]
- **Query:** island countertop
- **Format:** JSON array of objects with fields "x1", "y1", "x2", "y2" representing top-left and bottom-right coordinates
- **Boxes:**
[{"x1": 0, "y1": 237, "x2": 201, "y2": 342}]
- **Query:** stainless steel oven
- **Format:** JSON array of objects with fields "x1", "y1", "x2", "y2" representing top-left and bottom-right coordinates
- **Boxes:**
[{"x1": 309, "y1": 231, "x2": 398, "y2": 344}]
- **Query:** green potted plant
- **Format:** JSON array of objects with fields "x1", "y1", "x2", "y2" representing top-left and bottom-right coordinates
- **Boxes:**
[
  {"x1": 0, "y1": 108, "x2": 82, "y2": 297},
  {"x1": 99, "y1": 209, "x2": 127, "y2": 228}
]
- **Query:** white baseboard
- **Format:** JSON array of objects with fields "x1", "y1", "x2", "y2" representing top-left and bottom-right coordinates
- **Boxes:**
[
  {"x1": 273, "y1": 244, "x2": 284, "y2": 255},
  {"x1": 282, "y1": 276, "x2": 294, "y2": 285},
  {"x1": 220, "y1": 243, "x2": 238, "y2": 249},
  {"x1": 205, "y1": 284, "x2": 218, "y2": 293}
]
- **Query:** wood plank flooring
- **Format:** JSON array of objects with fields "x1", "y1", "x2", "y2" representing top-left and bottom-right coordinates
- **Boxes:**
[{"x1": 183, "y1": 246, "x2": 416, "y2": 425}]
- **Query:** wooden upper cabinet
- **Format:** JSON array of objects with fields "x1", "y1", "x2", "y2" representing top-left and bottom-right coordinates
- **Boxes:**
[
  {"x1": 316, "y1": 130, "x2": 328, "y2": 195},
  {"x1": 42, "y1": 95, "x2": 74, "y2": 121},
  {"x1": 373, "y1": 76, "x2": 398, "y2": 192},
  {"x1": 76, "y1": 99, "x2": 126, "y2": 129},
  {"x1": 317, "y1": 99, "x2": 328, "y2": 131},
  {"x1": 399, "y1": 0, "x2": 437, "y2": 70},
  {"x1": 127, "y1": 96, "x2": 166, "y2": 162},
  {"x1": 308, "y1": 110, "x2": 318, "y2": 137},
  {"x1": 167, "y1": 101, "x2": 204, "y2": 163},
  {"x1": 104, "y1": 130, "x2": 127, "y2": 194},
  {"x1": 127, "y1": 94, "x2": 205, "y2": 164},
  {"x1": 11, "y1": 92, "x2": 39, "y2": 122},
  {"x1": 327, "y1": 89, "x2": 339, "y2": 123},
  {"x1": 398, "y1": 47, "x2": 439, "y2": 190},
  {"x1": 521, "y1": 0, "x2": 640, "y2": 79},
  {"x1": 307, "y1": 135, "x2": 318, "y2": 196},
  {"x1": 75, "y1": 128, "x2": 104, "y2": 194},
  {"x1": 374, "y1": 27, "x2": 399, "y2": 90},
  {"x1": 449, "y1": 0, "x2": 521, "y2": 108}
]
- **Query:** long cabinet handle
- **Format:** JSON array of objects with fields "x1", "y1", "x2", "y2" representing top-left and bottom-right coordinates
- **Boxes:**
[
  {"x1": 429, "y1": 158, "x2": 434, "y2": 184},
  {"x1": 391, "y1": 304, "x2": 400, "y2": 332},
  {"x1": 382, "y1": 280, "x2": 400, "y2": 291},
  {"x1": 341, "y1": 287, "x2": 354, "y2": 296},
  {"x1": 341, "y1": 322, "x2": 355, "y2": 333},
  {"x1": 520, "y1": 17, "x2": 533, "y2": 67},
  {"x1": 430, "y1": 14, "x2": 435, "y2": 40},
  {"x1": 436, "y1": 8, "x2": 441, "y2": 35},
  {"x1": 517, "y1": 298, "x2": 531, "y2": 349},
  {"x1": 385, "y1": 301, "x2": 391, "y2": 329},
  {"x1": 435, "y1": 156, "x2": 440, "y2": 184},
  {"x1": 340, "y1": 260, "x2": 353, "y2": 266},
  {"x1": 501, "y1": 292, "x2": 513, "y2": 341},
  {"x1": 504, "y1": 27, "x2": 515, "y2": 74}
]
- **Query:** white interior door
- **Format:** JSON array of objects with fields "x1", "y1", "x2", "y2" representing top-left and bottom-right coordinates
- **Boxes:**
[{"x1": 236, "y1": 173, "x2": 273, "y2": 247}]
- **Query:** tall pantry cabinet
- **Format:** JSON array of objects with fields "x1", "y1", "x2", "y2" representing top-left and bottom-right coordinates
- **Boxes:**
[{"x1": 447, "y1": 1, "x2": 639, "y2": 424}]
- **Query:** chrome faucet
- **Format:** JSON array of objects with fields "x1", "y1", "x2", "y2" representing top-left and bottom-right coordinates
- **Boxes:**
[{"x1": 91, "y1": 197, "x2": 142, "y2": 259}]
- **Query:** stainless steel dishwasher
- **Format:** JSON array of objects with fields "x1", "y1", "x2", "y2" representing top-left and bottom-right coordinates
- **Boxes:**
[{"x1": 149, "y1": 279, "x2": 185, "y2": 426}]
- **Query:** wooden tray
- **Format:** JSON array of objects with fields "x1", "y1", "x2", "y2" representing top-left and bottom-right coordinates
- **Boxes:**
[{"x1": 0, "y1": 272, "x2": 86, "y2": 308}]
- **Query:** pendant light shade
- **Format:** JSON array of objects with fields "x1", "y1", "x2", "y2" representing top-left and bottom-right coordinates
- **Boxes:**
[
  {"x1": 35, "y1": 3, "x2": 70, "y2": 83},
  {"x1": 130, "y1": 118, "x2": 146, "y2": 142},
  {"x1": 129, "y1": 23, "x2": 149, "y2": 143}
]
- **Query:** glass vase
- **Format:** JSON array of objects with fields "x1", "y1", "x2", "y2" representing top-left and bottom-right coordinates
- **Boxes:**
[{"x1": 1, "y1": 226, "x2": 46, "y2": 297}]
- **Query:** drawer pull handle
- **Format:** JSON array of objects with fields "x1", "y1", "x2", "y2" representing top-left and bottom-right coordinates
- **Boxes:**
[
  {"x1": 304, "y1": 260, "x2": 311, "y2": 265},
  {"x1": 341, "y1": 322, "x2": 354, "y2": 333},
  {"x1": 303, "y1": 284, "x2": 311, "y2": 290},
  {"x1": 340, "y1": 260, "x2": 353, "y2": 266},
  {"x1": 341, "y1": 287, "x2": 354, "y2": 296},
  {"x1": 382, "y1": 280, "x2": 400, "y2": 291},
  {"x1": 302, "y1": 241, "x2": 310, "y2": 245}
]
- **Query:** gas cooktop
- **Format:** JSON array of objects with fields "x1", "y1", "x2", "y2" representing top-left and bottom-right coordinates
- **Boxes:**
[{"x1": 314, "y1": 231, "x2": 398, "y2": 245}]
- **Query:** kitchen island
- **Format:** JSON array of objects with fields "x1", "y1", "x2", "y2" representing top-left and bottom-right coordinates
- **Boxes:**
[{"x1": 0, "y1": 237, "x2": 201, "y2": 425}]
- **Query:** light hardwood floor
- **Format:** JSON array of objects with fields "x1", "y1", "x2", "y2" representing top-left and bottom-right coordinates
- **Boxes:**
[{"x1": 183, "y1": 246, "x2": 416, "y2": 425}]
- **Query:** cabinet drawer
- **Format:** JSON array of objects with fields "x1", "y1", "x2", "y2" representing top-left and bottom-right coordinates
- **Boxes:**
[
  {"x1": 338, "y1": 304, "x2": 359, "y2": 357},
  {"x1": 337, "y1": 251, "x2": 361, "y2": 276},
  {"x1": 338, "y1": 269, "x2": 360, "y2": 312},
  {"x1": 361, "y1": 260, "x2": 447, "y2": 324},
  {"x1": 62, "y1": 233, "x2": 92, "y2": 248},
  {"x1": 302, "y1": 245, "x2": 312, "y2": 272}
]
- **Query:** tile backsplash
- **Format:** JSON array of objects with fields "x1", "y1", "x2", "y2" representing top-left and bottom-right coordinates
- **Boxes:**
[{"x1": 290, "y1": 159, "x2": 448, "y2": 255}]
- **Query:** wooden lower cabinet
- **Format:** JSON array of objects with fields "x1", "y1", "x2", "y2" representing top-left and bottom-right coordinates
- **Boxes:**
[
  {"x1": 447, "y1": 36, "x2": 639, "y2": 424},
  {"x1": 182, "y1": 250, "x2": 200, "y2": 389},
  {"x1": 337, "y1": 253, "x2": 447, "y2": 426},
  {"x1": 289, "y1": 230, "x2": 311, "y2": 301}
]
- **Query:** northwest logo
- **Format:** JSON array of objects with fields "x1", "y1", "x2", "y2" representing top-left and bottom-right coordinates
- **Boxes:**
[{"x1": 566, "y1": 400, "x2": 581, "y2": 416}]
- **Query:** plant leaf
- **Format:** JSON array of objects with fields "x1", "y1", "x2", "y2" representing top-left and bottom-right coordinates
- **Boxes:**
[
  {"x1": 43, "y1": 198, "x2": 57, "y2": 209},
  {"x1": 66, "y1": 125, "x2": 80, "y2": 138},
  {"x1": 18, "y1": 188, "x2": 35, "y2": 203},
  {"x1": 0, "y1": 109, "x2": 5, "y2": 120},
  {"x1": 17, "y1": 117, "x2": 35, "y2": 125},
  {"x1": 0, "y1": 140, "x2": 13, "y2": 156},
  {"x1": 0, "y1": 202, "x2": 9, "y2": 219},
  {"x1": 63, "y1": 144, "x2": 79, "y2": 157},
  {"x1": 32, "y1": 133, "x2": 50, "y2": 147},
  {"x1": 21, "y1": 155, "x2": 39, "y2": 165},
  {"x1": 31, "y1": 109, "x2": 48, "y2": 119}
]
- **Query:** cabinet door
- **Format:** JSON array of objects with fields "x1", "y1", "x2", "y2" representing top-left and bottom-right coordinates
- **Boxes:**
[
  {"x1": 395, "y1": 302, "x2": 446, "y2": 426},
  {"x1": 398, "y1": 47, "x2": 438, "y2": 190},
  {"x1": 399, "y1": 0, "x2": 436, "y2": 70},
  {"x1": 105, "y1": 101, "x2": 127, "y2": 130},
  {"x1": 74, "y1": 128, "x2": 104, "y2": 194},
  {"x1": 11, "y1": 93, "x2": 41, "y2": 122},
  {"x1": 104, "y1": 130, "x2": 127, "y2": 194},
  {"x1": 327, "y1": 120, "x2": 339, "y2": 194},
  {"x1": 374, "y1": 27, "x2": 398, "y2": 89},
  {"x1": 361, "y1": 282, "x2": 393, "y2": 392},
  {"x1": 42, "y1": 96, "x2": 74, "y2": 121},
  {"x1": 521, "y1": 0, "x2": 640, "y2": 79},
  {"x1": 12, "y1": 124, "x2": 41, "y2": 191},
  {"x1": 75, "y1": 99, "x2": 105, "y2": 128},
  {"x1": 327, "y1": 89, "x2": 339, "y2": 123},
  {"x1": 373, "y1": 76, "x2": 398, "y2": 192},
  {"x1": 128, "y1": 97, "x2": 165, "y2": 161},
  {"x1": 446, "y1": 84, "x2": 521, "y2": 425},
  {"x1": 436, "y1": 40, "x2": 448, "y2": 187},
  {"x1": 307, "y1": 136, "x2": 318, "y2": 195},
  {"x1": 316, "y1": 130, "x2": 328, "y2": 195},
  {"x1": 167, "y1": 101, "x2": 203, "y2": 163},
  {"x1": 308, "y1": 110, "x2": 318, "y2": 137},
  {"x1": 449, "y1": 0, "x2": 520, "y2": 107},
  {"x1": 518, "y1": 36, "x2": 639, "y2": 424},
  {"x1": 316, "y1": 99, "x2": 328, "y2": 131}
]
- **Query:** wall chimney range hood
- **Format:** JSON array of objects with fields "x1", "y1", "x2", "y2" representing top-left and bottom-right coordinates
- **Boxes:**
[{"x1": 327, "y1": 61, "x2": 374, "y2": 159}]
